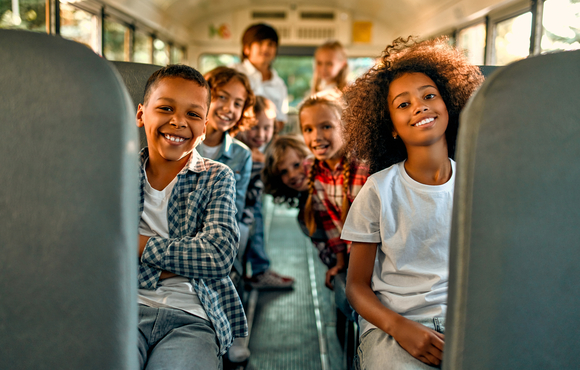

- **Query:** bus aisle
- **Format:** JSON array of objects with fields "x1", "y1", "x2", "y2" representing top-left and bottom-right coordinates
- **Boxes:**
[{"x1": 241, "y1": 195, "x2": 344, "y2": 370}]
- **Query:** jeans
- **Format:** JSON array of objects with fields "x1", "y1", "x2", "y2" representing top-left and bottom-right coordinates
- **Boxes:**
[
  {"x1": 138, "y1": 305, "x2": 220, "y2": 370},
  {"x1": 356, "y1": 317, "x2": 445, "y2": 370},
  {"x1": 245, "y1": 204, "x2": 270, "y2": 276}
]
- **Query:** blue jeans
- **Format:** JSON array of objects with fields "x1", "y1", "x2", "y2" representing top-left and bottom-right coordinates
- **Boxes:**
[
  {"x1": 138, "y1": 305, "x2": 220, "y2": 370},
  {"x1": 246, "y1": 203, "x2": 270, "y2": 276},
  {"x1": 356, "y1": 317, "x2": 445, "y2": 370}
]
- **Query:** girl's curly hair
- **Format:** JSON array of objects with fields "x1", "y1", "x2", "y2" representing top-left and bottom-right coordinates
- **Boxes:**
[
  {"x1": 343, "y1": 36, "x2": 484, "y2": 173},
  {"x1": 262, "y1": 135, "x2": 311, "y2": 207},
  {"x1": 204, "y1": 66, "x2": 256, "y2": 136}
]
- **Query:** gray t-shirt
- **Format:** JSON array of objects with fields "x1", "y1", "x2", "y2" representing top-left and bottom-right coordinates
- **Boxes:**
[{"x1": 341, "y1": 160, "x2": 455, "y2": 335}]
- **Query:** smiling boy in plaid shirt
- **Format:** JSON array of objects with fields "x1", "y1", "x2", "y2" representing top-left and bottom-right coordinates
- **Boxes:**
[{"x1": 135, "y1": 65, "x2": 247, "y2": 369}]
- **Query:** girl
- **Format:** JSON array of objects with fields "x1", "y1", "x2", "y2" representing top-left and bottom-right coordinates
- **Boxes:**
[
  {"x1": 311, "y1": 41, "x2": 349, "y2": 97},
  {"x1": 198, "y1": 66, "x2": 254, "y2": 224},
  {"x1": 341, "y1": 37, "x2": 484, "y2": 369},
  {"x1": 236, "y1": 97, "x2": 294, "y2": 290},
  {"x1": 262, "y1": 135, "x2": 334, "y2": 269},
  {"x1": 299, "y1": 96, "x2": 370, "y2": 289}
]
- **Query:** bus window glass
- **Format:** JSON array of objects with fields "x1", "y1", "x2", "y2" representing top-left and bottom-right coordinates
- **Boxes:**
[
  {"x1": 0, "y1": 0, "x2": 46, "y2": 32},
  {"x1": 541, "y1": 0, "x2": 580, "y2": 52},
  {"x1": 134, "y1": 30, "x2": 152, "y2": 64},
  {"x1": 493, "y1": 12, "x2": 532, "y2": 65},
  {"x1": 59, "y1": 2, "x2": 98, "y2": 53},
  {"x1": 153, "y1": 38, "x2": 169, "y2": 65},
  {"x1": 103, "y1": 18, "x2": 129, "y2": 61},
  {"x1": 456, "y1": 23, "x2": 486, "y2": 65},
  {"x1": 198, "y1": 54, "x2": 240, "y2": 74},
  {"x1": 171, "y1": 46, "x2": 185, "y2": 64},
  {"x1": 348, "y1": 57, "x2": 376, "y2": 82}
]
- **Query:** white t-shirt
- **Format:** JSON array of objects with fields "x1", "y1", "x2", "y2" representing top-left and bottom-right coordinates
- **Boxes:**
[
  {"x1": 233, "y1": 59, "x2": 288, "y2": 122},
  {"x1": 138, "y1": 163, "x2": 208, "y2": 321},
  {"x1": 341, "y1": 160, "x2": 455, "y2": 335},
  {"x1": 197, "y1": 142, "x2": 221, "y2": 160}
]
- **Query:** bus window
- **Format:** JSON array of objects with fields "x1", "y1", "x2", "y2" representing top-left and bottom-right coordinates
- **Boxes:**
[
  {"x1": 153, "y1": 38, "x2": 169, "y2": 65},
  {"x1": 541, "y1": 0, "x2": 580, "y2": 53},
  {"x1": 198, "y1": 54, "x2": 240, "y2": 74},
  {"x1": 493, "y1": 11, "x2": 532, "y2": 65},
  {"x1": 59, "y1": 2, "x2": 99, "y2": 53},
  {"x1": 171, "y1": 46, "x2": 186, "y2": 64},
  {"x1": 456, "y1": 22, "x2": 486, "y2": 65},
  {"x1": 133, "y1": 29, "x2": 152, "y2": 64},
  {"x1": 273, "y1": 55, "x2": 313, "y2": 108},
  {"x1": 103, "y1": 18, "x2": 129, "y2": 61},
  {"x1": 0, "y1": 0, "x2": 46, "y2": 32}
]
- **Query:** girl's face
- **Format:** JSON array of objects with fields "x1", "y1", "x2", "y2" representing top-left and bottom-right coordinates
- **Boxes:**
[
  {"x1": 243, "y1": 110, "x2": 275, "y2": 149},
  {"x1": 315, "y1": 49, "x2": 346, "y2": 83},
  {"x1": 387, "y1": 72, "x2": 449, "y2": 148},
  {"x1": 207, "y1": 79, "x2": 247, "y2": 134},
  {"x1": 300, "y1": 104, "x2": 344, "y2": 168},
  {"x1": 277, "y1": 147, "x2": 309, "y2": 192}
]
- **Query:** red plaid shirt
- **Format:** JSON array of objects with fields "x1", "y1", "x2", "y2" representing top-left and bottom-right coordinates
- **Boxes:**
[{"x1": 307, "y1": 157, "x2": 370, "y2": 254}]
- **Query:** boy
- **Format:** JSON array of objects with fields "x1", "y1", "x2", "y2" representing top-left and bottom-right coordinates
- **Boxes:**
[
  {"x1": 233, "y1": 23, "x2": 288, "y2": 133},
  {"x1": 136, "y1": 64, "x2": 247, "y2": 369}
]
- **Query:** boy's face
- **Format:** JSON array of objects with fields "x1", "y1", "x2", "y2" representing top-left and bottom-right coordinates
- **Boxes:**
[
  {"x1": 244, "y1": 39, "x2": 277, "y2": 67},
  {"x1": 137, "y1": 77, "x2": 209, "y2": 163}
]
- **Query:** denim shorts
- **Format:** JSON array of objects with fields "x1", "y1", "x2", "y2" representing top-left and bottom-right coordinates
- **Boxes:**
[{"x1": 355, "y1": 317, "x2": 445, "y2": 370}]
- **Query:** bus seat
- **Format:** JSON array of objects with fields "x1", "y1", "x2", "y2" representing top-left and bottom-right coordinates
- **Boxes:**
[
  {"x1": 445, "y1": 50, "x2": 580, "y2": 369},
  {"x1": 111, "y1": 61, "x2": 162, "y2": 150},
  {"x1": 0, "y1": 30, "x2": 139, "y2": 370},
  {"x1": 477, "y1": 65, "x2": 500, "y2": 78},
  {"x1": 334, "y1": 271, "x2": 359, "y2": 370}
]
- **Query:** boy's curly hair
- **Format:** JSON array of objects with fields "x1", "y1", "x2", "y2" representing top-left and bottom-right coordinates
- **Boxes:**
[
  {"x1": 204, "y1": 66, "x2": 256, "y2": 136},
  {"x1": 343, "y1": 36, "x2": 484, "y2": 173}
]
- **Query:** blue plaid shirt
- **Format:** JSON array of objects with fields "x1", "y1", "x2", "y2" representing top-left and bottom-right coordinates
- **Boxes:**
[{"x1": 138, "y1": 148, "x2": 248, "y2": 355}]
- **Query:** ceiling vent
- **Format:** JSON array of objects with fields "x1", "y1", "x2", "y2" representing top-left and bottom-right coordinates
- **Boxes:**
[{"x1": 252, "y1": 11, "x2": 287, "y2": 20}]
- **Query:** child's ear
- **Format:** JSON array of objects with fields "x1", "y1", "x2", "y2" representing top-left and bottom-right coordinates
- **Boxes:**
[
  {"x1": 243, "y1": 45, "x2": 251, "y2": 58},
  {"x1": 136, "y1": 104, "x2": 144, "y2": 128},
  {"x1": 392, "y1": 130, "x2": 398, "y2": 139}
]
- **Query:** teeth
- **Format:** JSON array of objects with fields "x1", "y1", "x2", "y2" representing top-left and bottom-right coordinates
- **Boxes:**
[
  {"x1": 414, "y1": 118, "x2": 434, "y2": 127},
  {"x1": 165, "y1": 134, "x2": 184, "y2": 142},
  {"x1": 218, "y1": 114, "x2": 231, "y2": 121}
]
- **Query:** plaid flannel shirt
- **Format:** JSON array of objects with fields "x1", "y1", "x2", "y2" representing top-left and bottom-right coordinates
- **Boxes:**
[
  {"x1": 308, "y1": 157, "x2": 370, "y2": 254},
  {"x1": 138, "y1": 148, "x2": 247, "y2": 355}
]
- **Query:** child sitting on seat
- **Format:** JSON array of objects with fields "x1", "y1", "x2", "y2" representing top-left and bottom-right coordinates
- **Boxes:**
[
  {"x1": 235, "y1": 96, "x2": 294, "y2": 289},
  {"x1": 299, "y1": 96, "x2": 370, "y2": 290},
  {"x1": 341, "y1": 37, "x2": 484, "y2": 369},
  {"x1": 199, "y1": 68, "x2": 293, "y2": 290},
  {"x1": 136, "y1": 64, "x2": 246, "y2": 369}
]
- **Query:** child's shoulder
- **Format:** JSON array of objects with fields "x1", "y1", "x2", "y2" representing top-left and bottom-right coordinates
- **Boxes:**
[
  {"x1": 195, "y1": 155, "x2": 236, "y2": 183},
  {"x1": 368, "y1": 161, "x2": 403, "y2": 184},
  {"x1": 231, "y1": 136, "x2": 251, "y2": 153}
]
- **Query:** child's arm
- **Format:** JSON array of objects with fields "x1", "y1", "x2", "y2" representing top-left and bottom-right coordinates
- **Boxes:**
[
  {"x1": 346, "y1": 242, "x2": 445, "y2": 367},
  {"x1": 140, "y1": 165, "x2": 239, "y2": 283}
]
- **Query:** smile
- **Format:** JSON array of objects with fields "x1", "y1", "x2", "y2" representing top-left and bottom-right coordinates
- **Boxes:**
[
  {"x1": 217, "y1": 113, "x2": 233, "y2": 122},
  {"x1": 164, "y1": 133, "x2": 186, "y2": 143},
  {"x1": 412, "y1": 117, "x2": 435, "y2": 127}
]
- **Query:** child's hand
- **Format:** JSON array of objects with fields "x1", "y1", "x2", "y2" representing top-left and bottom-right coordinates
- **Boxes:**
[
  {"x1": 251, "y1": 147, "x2": 265, "y2": 163},
  {"x1": 391, "y1": 316, "x2": 445, "y2": 367},
  {"x1": 325, "y1": 265, "x2": 341, "y2": 290},
  {"x1": 138, "y1": 235, "x2": 150, "y2": 258}
]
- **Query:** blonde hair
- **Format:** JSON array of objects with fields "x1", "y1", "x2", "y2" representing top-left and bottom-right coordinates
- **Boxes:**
[
  {"x1": 298, "y1": 95, "x2": 351, "y2": 236},
  {"x1": 262, "y1": 135, "x2": 311, "y2": 206},
  {"x1": 312, "y1": 41, "x2": 349, "y2": 94}
]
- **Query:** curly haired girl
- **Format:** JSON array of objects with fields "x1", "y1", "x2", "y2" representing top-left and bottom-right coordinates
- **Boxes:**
[
  {"x1": 299, "y1": 95, "x2": 370, "y2": 289},
  {"x1": 341, "y1": 37, "x2": 483, "y2": 369}
]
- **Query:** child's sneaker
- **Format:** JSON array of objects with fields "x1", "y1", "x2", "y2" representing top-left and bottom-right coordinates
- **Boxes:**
[{"x1": 246, "y1": 270, "x2": 294, "y2": 290}]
